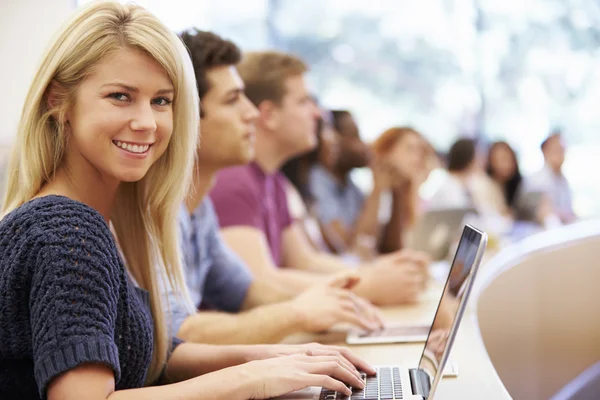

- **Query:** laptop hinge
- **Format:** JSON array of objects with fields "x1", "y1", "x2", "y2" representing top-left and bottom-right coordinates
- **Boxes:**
[{"x1": 409, "y1": 368, "x2": 431, "y2": 399}]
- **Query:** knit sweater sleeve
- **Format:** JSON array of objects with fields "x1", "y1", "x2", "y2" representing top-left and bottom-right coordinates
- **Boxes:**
[{"x1": 30, "y1": 214, "x2": 123, "y2": 397}]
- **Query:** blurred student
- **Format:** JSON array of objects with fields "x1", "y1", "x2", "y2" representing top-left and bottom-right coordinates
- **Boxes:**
[
  {"x1": 209, "y1": 51, "x2": 427, "y2": 306},
  {"x1": 523, "y1": 132, "x2": 575, "y2": 224},
  {"x1": 282, "y1": 108, "x2": 344, "y2": 254},
  {"x1": 370, "y1": 127, "x2": 427, "y2": 254},
  {"x1": 428, "y1": 138, "x2": 481, "y2": 210},
  {"x1": 165, "y1": 29, "x2": 382, "y2": 346},
  {"x1": 485, "y1": 141, "x2": 523, "y2": 213},
  {"x1": 307, "y1": 109, "x2": 395, "y2": 259}
]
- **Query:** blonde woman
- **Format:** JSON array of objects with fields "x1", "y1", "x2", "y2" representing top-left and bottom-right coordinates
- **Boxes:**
[{"x1": 0, "y1": 2, "x2": 372, "y2": 399}]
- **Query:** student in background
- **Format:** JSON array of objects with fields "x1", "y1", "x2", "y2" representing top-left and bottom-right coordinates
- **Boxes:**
[
  {"x1": 523, "y1": 132, "x2": 575, "y2": 224},
  {"x1": 0, "y1": 3, "x2": 373, "y2": 398},
  {"x1": 428, "y1": 138, "x2": 481, "y2": 210},
  {"x1": 370, "y1": 127, "x2": 427, "y2": 254},
  {"x1": 166, "y1": 29, "x2": 382, "y2": 346},
  {"x1": 210, "y1": 51, "x2": 428, "y2": 306},
  {"x1": 485, "y1": 141, "x2": 523, "y2": 213},
  {"x1": 308, "y1": 109, "x2": 399, "y2": 259},
  {"x1": 282, "y1": 107, "x2": 344, "y2": 254}
]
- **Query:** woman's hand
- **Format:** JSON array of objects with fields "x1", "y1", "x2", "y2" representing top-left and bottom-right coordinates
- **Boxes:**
[
  {"x1": 238, "y1": 352, "x2": 368, "y2": 399},
  {"x1": 246, "y1": 342, "x2": 376, "y2": 376}
]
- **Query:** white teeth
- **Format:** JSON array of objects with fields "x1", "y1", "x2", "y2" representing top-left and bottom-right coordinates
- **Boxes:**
[{"x1": 113, "y1": 140, "x2": 150, "y2": 154}]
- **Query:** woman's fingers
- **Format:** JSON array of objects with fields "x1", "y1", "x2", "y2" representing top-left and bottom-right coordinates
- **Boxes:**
[
  {"x1": 304, "y1": 349, "x2": 357, "y2": 376},
  {"x1": 301, "y1": 344, "x2": 376, "y2": 376},
  {"x1": 310, "y1": 375, "x2": 352, "y2": 396},
  {"x1": 317, "y1": 347, "x2": 376, "y2": 376},
  {"x1": 303, "y1": 357, "x2": 365, "y2": 390}
]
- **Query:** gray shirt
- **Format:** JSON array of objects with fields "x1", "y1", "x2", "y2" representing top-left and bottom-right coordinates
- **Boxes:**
[
  {"x1": 524, "y1": 164, "x2": 574, "y2": 219},
  {"x1": 309, "y1": 165, "x2": 365, "y2": 228},
  {"x1": 165, "y1": 199, "x2": 254, "y2": 337}
]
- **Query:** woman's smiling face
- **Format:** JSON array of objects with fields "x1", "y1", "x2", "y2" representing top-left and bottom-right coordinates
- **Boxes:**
[{"x1": 64, "y1": 47, "x2": 174, "y2": 183}]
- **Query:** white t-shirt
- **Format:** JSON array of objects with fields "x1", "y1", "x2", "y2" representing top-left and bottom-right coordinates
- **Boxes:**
[{"x1": 427, "y1": 174, "x2": 473, "y2": 210}]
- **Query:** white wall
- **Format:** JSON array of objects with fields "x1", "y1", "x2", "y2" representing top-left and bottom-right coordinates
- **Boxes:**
[{"x1": 0, "y1": 0, "x2": 75, "y2": 145}]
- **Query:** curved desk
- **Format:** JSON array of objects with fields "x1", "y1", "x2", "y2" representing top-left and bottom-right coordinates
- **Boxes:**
[
  {"x1": 284, "y1": 220, "x2": 600, "y2": 399},
  {"x1": 474, "y1": 220, "x2": 600, "y2": 400}
]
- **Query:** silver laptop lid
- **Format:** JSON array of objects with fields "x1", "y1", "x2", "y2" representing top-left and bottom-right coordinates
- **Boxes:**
[
  {"x1": 417, "y1": 224, "x2": 487, "y2": 399},
  {"x1": 410, "y1": 207, "x2": 478, "y2": 260}
]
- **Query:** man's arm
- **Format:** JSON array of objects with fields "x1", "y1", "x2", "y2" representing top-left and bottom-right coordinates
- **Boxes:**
[
  {"x1": 220, "y1": 226, "x2": 328, "y2": 295},
  {"x1": 176, "y1": 303, "x2": 303, "y2": 345},
  {"x1": 177, "y1": 273, "x2": 383, "y2": 345},
  {"x1": 350, "y1": 163, "x2": 399, "y2": 254},
  {"x1": 379, "y1": 187, "x2": 406, "y2": 254},
  {"x1": 350, "y1": 185, "x2": 384, "y2": 245},
  {"x1": 201, "y1": 200, "x2": 294, "y2": 311},
  {"x1": 280, "y1": 223, "x2": 427, "y2": 306},
  {"x1": 281, "y1": 222, "x2": 350, "y2": 274},
  {"x1": 241, "y1": 278, "x2": 292, "y2": 310}
]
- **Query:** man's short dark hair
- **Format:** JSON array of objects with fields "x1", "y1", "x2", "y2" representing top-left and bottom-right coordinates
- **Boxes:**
[
  {"x1": 447, "y1": 138, "x2": 476, "y2": 172},
  {"x1": 179, "y1": 29, "x2": 242, "y2": 103}
]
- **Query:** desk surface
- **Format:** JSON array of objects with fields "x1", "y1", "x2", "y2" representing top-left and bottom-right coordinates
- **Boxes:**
[
  {"x1": 283, "y1": 220, "x2": 600, "y2": 399},
  {"x1": 285, "y1": 275, "x2": 511, "y2": 399}
]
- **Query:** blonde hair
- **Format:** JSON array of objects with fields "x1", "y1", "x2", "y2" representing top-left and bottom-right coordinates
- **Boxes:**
[
  {"x1": 237, "y1": 50, "x2": 307, "y2": 107},
  {"x1": 2, "y1": 1, "x2": 198, "y2": 384}
]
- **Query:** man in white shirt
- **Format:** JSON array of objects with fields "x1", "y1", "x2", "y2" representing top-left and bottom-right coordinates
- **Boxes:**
[{"x1": 524, "y1": 133, "x2": 575, "y2": 224}]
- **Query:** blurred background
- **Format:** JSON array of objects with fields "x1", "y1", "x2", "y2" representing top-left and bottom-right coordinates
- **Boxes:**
[{"x1": 2, "y1": 0, "x2": 599, "y2": 217}]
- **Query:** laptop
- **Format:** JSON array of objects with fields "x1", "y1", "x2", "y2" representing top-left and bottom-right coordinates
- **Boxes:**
[
  {"x1": 346, "y1": 225, "x2": 480, "y2": 346},
  {"x1": 407, "y1": 208, "x2": 477, "y2": 261},
  {"x1": 514, "y1": 190, "x2": 545, "y2": 222},
  {"x1": 276, "y1": 225, "x2": 487, "y2": 400}
]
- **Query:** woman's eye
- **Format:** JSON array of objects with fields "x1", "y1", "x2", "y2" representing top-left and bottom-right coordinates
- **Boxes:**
[
  {"x1": 108, "y1": 92, "x2": 129, "y2": 101},
  {"x1": 152, "y1": 97, "x2": 173, "y2": 106}
]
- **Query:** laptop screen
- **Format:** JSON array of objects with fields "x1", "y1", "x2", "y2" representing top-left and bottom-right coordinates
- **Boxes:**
[{"x1": 417, "y1": 225, "x2": 484, "y2": 396}]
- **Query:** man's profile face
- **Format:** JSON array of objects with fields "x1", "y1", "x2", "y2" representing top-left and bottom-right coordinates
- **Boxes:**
[
  {"x1": 270, "y1": 74, "x2": 320, "y2": 157},
  {"x1": 543, "y1": 135, "x2": 566, "y2": 171},
  {"x1": 198, "y1": 66, "x2": 259, "y2": 168}
]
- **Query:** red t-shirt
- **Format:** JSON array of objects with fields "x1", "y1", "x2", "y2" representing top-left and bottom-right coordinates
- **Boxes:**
[{"x1": 209, "y1": 163, "x2": 293, "y2": 267}]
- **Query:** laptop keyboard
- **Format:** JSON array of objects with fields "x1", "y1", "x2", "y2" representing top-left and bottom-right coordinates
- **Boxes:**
[{"x1": 319, "y1": 367, "x2": 403, "y2": 399}]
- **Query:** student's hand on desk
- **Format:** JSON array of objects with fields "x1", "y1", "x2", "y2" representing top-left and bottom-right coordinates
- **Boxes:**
[
  {"x1": 239, "y1": 351, "x2": 371, "y2": 399},
  {"x1": 374, "y1": 249, "x2": 431, "y2": 269},
  {"x1": 371, "y1": 249, "x2": 431, "y2": 289},
  {"x1": 290, "y1": 272, "x2": 385, "y2": 332},
  {"x1": 361, "y1": 258, "x2": 426, "y2": 305}
]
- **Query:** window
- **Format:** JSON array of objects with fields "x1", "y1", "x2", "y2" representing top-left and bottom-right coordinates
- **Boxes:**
[{"x1": 79, "y1": 0, "x2": 600, "y2": 217}]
